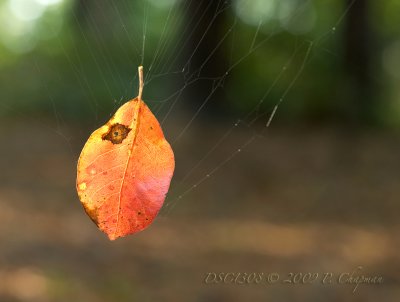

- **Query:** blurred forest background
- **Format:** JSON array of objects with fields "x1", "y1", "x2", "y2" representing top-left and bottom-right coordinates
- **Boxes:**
[{"x1": 0, "y1": 0, "x2": 400, "y2": 301}]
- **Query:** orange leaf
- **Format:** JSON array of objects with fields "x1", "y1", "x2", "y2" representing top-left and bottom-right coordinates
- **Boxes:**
[{"x1": 76, "y1": 66, "x2": 175, "y2": 240}]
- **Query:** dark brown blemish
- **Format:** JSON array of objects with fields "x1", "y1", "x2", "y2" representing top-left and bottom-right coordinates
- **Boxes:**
[{"x1": 102, "y1": 123, "x2": 131, "y2": 144}]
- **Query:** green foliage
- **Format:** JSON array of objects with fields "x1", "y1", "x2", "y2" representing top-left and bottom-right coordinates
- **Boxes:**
[{"x1": 0, "y1": 0, "x2": 399, "y2": 126}]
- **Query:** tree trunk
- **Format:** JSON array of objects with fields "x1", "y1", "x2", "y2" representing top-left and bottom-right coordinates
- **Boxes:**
[
  {"x1": 181, "y1": 0, "x2": 231, "y2": 117},
  {"x1": 343, "y1": 0, "x2": 375, "y2": 124}
]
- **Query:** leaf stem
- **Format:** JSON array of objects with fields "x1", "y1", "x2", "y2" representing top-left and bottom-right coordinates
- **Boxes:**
[{"x1": 138, "y1": 66, "x2": 144, "y2": 101}]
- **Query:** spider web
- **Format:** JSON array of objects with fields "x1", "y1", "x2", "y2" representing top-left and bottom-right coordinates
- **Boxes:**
[{"x1": 18, "y1": 0, "x2": 357, "y2": 219}]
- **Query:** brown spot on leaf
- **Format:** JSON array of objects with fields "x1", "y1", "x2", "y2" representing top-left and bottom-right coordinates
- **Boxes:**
[{"x1": 102, "y1": 123, "x2": 131, "y2": 144}]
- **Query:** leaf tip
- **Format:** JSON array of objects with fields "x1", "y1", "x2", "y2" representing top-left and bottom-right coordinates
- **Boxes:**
[{"x1": 106, "y1": 232, "x2": 119, "y2": 241}]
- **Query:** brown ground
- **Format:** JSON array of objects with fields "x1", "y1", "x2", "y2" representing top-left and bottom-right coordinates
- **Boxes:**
[{"x1": 0, "y1": 117, "x2": 399, "y2": 301}]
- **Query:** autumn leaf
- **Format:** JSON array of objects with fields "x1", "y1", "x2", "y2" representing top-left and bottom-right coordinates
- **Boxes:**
[{"x1": 76, "y1": 66, "x2": 175, "y2": 240}]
